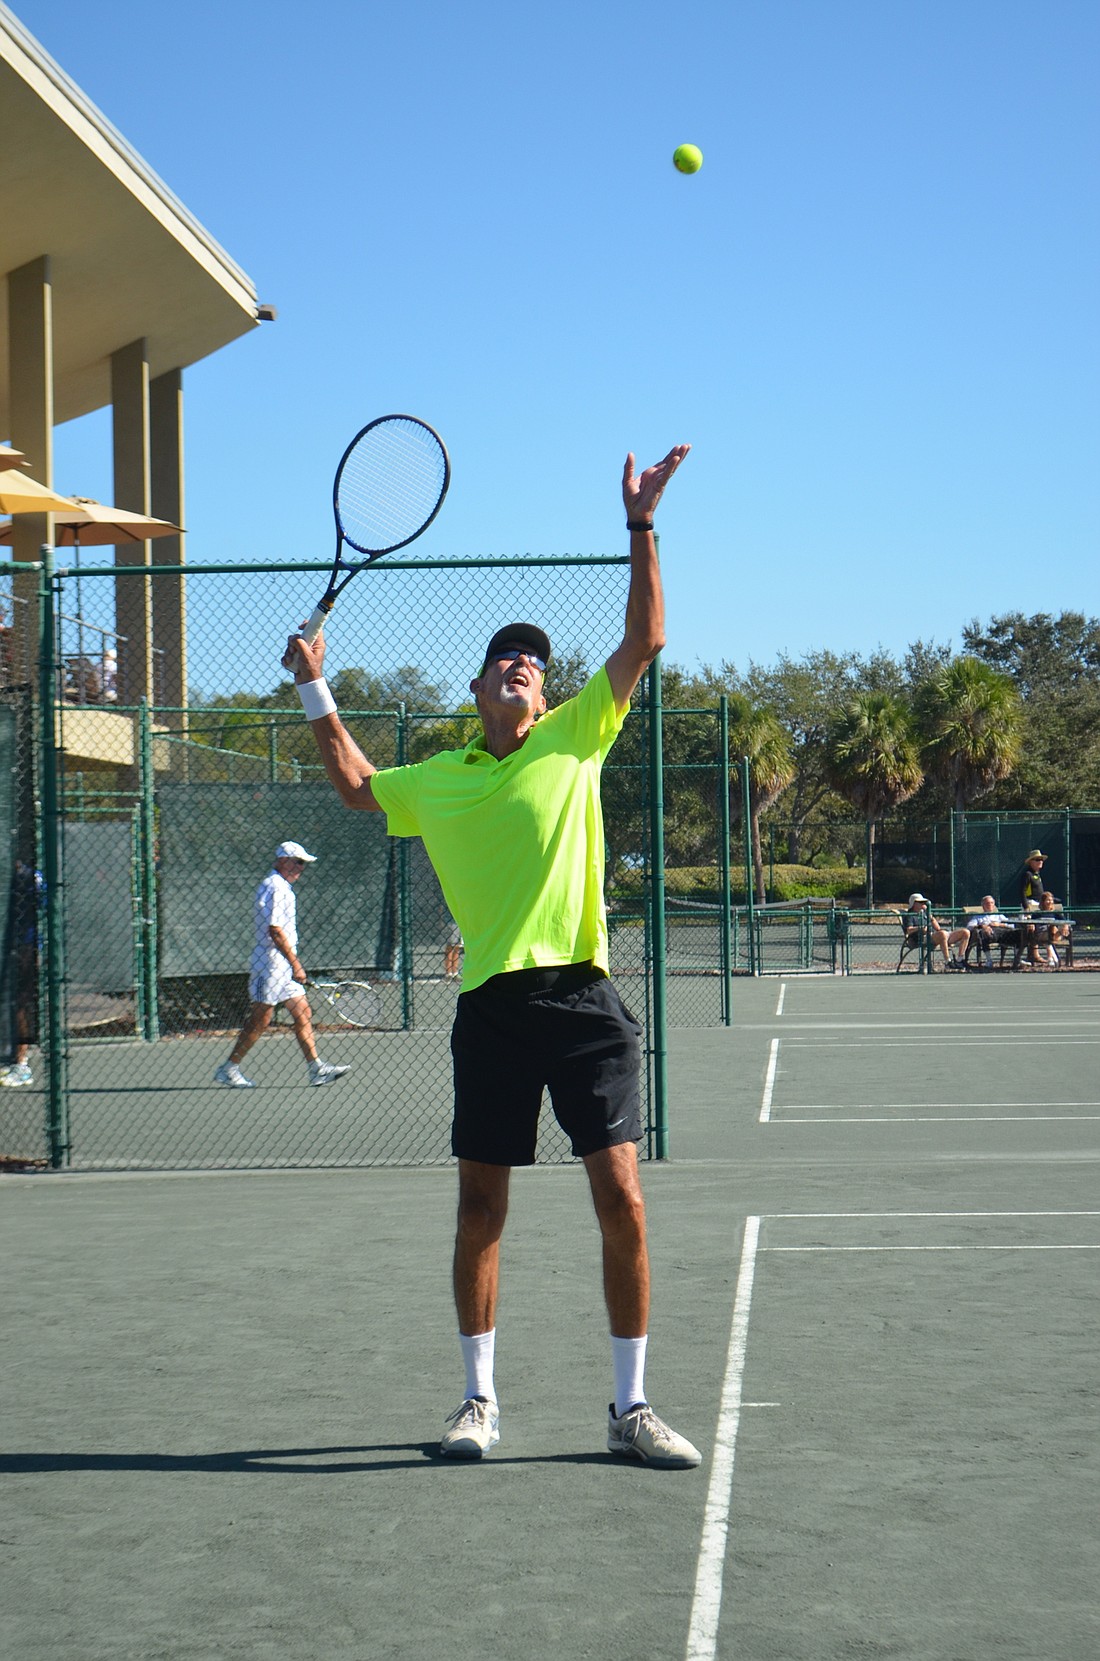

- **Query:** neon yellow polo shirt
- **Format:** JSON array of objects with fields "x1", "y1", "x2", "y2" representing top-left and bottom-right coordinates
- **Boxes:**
[{"x1": 370, "y1": 667, "x2": 626, "y2": 991}]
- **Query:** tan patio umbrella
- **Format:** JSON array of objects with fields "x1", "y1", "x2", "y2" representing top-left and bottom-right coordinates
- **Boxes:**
[
  {"x1": 0, "y1": 496, "x2": 181, "y2": 546},
  {"x1": 0, "y1": 471, "x2": 80, "y2": 515},
  {"x1": 0, "y1": 442, "x2": 28, "y2": 469}
]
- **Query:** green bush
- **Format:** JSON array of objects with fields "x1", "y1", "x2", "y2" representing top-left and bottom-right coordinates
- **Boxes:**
[{"x1": 612, "y1": 864, "x2": 866, "y2": 904}]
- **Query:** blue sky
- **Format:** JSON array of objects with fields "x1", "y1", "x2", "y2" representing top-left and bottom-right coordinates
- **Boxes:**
[{"x1": 13, "y1": 0, "x2": 1100, "y2": 682}]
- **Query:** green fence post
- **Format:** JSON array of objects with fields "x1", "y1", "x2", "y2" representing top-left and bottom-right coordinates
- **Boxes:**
[
  {"x1": 646, "y1": 654, "x2": 669, "y2": 1159},
  {"x1": 138, "y1": 698, "x2": 160, "y2": 1041},
  {"x1": 718, "y1": 696, "x2": 733, "y2": 1025},
  {"x1": 268, "y1": 719, "x2": 279, "y2": 783},
  {"x1": 396, "y1": 704, "x2": 414, "y2": 1031},
  {"x1": 130, "y1": 805, "x2": 145, "y2": 1029},
  {"x1": 1064, "y1": 809, "x2": 1071, "y2": 906},
  {"x1": 741, "y1": 756, "x2": 756, "y2": 974},
  {"x1": 38, "y1": 547, "x2": 69, "y2": 1168}
]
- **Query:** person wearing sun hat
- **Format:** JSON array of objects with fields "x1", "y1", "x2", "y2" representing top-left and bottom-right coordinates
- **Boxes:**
[
  {"x1": 1016, "y1": 850, "x2": 1048, "y2": 967},
  {"x1": 1019, "y1": 849, "x2": 1048, "y2": 909}
]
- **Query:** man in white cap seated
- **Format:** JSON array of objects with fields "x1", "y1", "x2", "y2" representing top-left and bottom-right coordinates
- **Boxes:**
[
  {"x1": 903, "y1": 892, "x2": 969, "y2": 969},
  {"x1": 214, "y1": 841, "x2": 350, "y2": 1088}
]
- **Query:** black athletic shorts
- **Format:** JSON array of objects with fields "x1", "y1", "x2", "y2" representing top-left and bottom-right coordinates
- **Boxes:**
[{"x1": 449, "y1": 963, "x2": 643, "y2": 1166}]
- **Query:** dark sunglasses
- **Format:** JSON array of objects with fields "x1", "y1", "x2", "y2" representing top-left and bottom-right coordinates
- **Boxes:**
[{"x1": 487, "y1": 647, "x2": 547, "y2": 673}]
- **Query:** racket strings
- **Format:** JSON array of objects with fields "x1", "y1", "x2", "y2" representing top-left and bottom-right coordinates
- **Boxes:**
[{"x1": 336, "y1": 419, "x2": 448, "y2": 556}]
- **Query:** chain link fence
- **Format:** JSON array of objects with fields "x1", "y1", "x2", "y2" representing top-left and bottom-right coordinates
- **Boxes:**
[
  {"x1": 7, "y1": 548, "x2": 1100, "y2": 1169},
  {"x1": 3, "y1": 551, "x2": 668, "y2": 1170}
]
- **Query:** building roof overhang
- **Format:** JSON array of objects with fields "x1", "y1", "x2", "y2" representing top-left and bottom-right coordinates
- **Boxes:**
[{"x1": 0, "y1": 5, "x2": 260, "y2": 435}]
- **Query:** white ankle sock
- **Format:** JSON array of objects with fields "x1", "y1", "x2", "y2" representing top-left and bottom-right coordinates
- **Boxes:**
[
  {"x1": 611, "y1": 1335, "x2": 648, "y2": 1418},
  {"x1": 459, "y1": 1328, "x2": 496, "y2": 1403}
]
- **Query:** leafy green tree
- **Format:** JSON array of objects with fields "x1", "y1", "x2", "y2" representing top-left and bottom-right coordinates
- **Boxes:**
[
  {"x1": 826, "y1": 692, "x2": 924, "y2": 906},
  {"x1": 708, "y1": 648, "x2": 904, "y2": 863},
  {"x1": 962, "y1": 611, "x2": 1100, "y2": 699},
  {"x1": 913, "y1": 657, "x2": 1023, "y2": 812},
  {"x1": 960, "y1": 612, "x2": 1100, "y2": 810},
  {"x1": 726, "y1": 693, "x2": 796, "y2": 902}
]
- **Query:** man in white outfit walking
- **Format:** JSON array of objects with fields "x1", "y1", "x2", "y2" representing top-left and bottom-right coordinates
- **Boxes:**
[{"x1": 214, "y1": 841, "x2": 350, "y2": 1089}]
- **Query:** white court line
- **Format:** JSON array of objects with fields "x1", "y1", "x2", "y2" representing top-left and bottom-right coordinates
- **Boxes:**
[
  {"x1": 768, "y1": 1100, "x2": 1100, "y2": 1110},
  {"x1": 774, "y1": 1113, "x2": 1100, "y2": 1124},
  {"x1": 759, "y1": 1039, "x2": 779, "y2": 1123},
  {"x1": 779, "y1": 1039, "x2": 1100, "y2": 1049},
  {"x1": 764, "y1": 1249, "x2": 1100, "y2": 1255},
  {"x1": 685, "y1": 1215, "x2": 760, "y2": 1661},
  {"x1": 735, "y1": 1019, "x2": 1100, "y2": 1031},
  {"x1": 685, "y1": 1209, "x2": 1095, "y2": 1656},
  {"x1": 775, "y1": 982, "x2": 786, "y2": 1017},
  {"x1": 772, "y1": 1209, "x2": 1100, "y2": 1217}
]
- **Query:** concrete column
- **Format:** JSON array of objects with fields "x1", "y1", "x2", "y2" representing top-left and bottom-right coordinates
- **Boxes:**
[
  {"x1": 111, "y1": 338, "x2": 153, "y2": 706},
  {"x1": 149, "y1": 369, "x2": 186, "y2": 709},
  {"x1": 6, "y1": 256, "x2": 54, "y2": 681}
]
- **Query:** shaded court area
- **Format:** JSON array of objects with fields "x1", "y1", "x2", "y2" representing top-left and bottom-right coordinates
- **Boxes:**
[{"x1": 5, "y1": 973, "x2": 1099, "y2": 1660}]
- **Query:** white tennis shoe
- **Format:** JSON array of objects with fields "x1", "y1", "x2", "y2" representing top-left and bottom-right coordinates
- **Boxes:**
[
  {"x1": 308, "y1": 1059, "x2": 350, "y2": 1086},
  {"x1": 440, "y1": 1397, "x2": 500, "y2": 1458},
  {"x1": 213, "y1": 1062, "x2": 254, "y2": 1088},
  {"x1": 607, "y1": 1403, "x2": 702, "y2": 1468},
  {"x1": 0, "y1": 1062, "x2": 33, "y2": 1087}
]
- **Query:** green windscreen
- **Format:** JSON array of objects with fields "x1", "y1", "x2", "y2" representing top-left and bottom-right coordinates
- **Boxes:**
[
  {"x1": 157, "y1": 782, "x2": 449, "y2": 978},
  {"x1": 0, "y1": 704, "x2": 19, "y2": 1058}
]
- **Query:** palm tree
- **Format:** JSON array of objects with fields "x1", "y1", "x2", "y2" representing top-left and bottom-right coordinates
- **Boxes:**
[
  {"x1": 727, "y1": 693, "x2": 795, "y2": 902},
  {"x1": 825, "y1": 691, "x2": 924, "y2": 907},
  {"x1": 913, "y1": 657, "x2": 1024, "y2": 811}
]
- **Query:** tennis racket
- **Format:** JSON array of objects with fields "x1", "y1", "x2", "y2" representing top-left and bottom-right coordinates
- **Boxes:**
[
  {"x1": 302, "y1": 414, "x2": 450, "y2": 644},
  {"x1": 306, "y1": 979, "x2": 382, "y2": 1028}
]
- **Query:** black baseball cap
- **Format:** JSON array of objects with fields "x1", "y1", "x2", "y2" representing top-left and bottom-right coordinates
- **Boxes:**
[{"x1": 480, "y1": 623, "x2": 551, "y2": 674}]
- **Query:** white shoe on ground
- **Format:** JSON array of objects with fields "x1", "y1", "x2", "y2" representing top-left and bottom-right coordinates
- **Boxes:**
[
  {"x1": 607, "y1": 1402, "x2": 702, "y2": 1468},
  {"x1": 308, "y1": 1059, "x2": 350, "y2": 1086},
  {"x1": 0, "y1": 1062, "x2": 33, "y2": 1087},
  {"x1": 214, "y1": 1061, "x2": 254, "y2": 1088},
  {"x1": 440, "y1": 1397, "x2": 500, "y2": 1458}
]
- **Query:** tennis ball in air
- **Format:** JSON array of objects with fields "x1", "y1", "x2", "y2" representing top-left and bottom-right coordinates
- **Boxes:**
[{"x1": 673, "y1": 143, "x2": 703, "y2": 174}]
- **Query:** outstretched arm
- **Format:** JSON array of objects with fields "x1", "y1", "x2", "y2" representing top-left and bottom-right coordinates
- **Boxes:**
[
  {"x1": 605, "y1": 444, "x2": 690, "y2": 711},
  {"x1": 280, "y1": 632, "x2": 382, "y2": 812}
]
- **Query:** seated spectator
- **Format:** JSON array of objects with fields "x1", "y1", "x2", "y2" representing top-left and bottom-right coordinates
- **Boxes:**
[
  {"x1": 964, "y1": 896, "x2": 1017, "y2": 968},
  {"x1": 1032, "y1": 891, "x2": 1068, "y2": 967},
  {"x1": 904, "y1": 892, "x2": 969, "y2": 969},
  {"x1": 100, "y1": 648, "x2": 118, "y2": 702}
]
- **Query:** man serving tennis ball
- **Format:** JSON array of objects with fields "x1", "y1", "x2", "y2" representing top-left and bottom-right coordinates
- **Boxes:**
[{"x1": 283, "y1": 445, "x2": 701, "y2": 1468}]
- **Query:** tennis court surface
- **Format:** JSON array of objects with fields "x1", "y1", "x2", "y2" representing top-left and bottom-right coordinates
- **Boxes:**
[{"x1": 5, "y1": 972, "x2": 1098, "y2": 1660}]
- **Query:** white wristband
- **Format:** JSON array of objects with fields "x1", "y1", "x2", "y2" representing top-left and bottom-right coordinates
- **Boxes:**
[{"x1": 297, "y1": 677, "x2": 337, "y2": 720}]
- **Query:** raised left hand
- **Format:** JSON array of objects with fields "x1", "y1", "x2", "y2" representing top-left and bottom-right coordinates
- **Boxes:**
[{"x1": 622, "y1": 444, "x2": 691, "y2": 522}]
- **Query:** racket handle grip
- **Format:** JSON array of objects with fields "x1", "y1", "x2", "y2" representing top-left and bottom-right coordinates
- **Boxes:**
[{"x1": 302, "y1": 602, "x2": 332, "y2": 645}]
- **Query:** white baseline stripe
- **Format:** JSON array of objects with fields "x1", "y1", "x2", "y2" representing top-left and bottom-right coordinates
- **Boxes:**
[
  {"x1": 771, "y1": 1100, "x2": 1099, "y2": 1110},
  {"x1": 686, "y1": 1216, "x2": 760, "y2": 1661},
  {"x1": 763, "y1": 1244, "x2": 1100, "y2": 1252},
  {"x1": 774, "y1": 1114, "x2": 1100, "y2": 1124},
  {"x1": 759, "y1": 1039, "x2": 779, "y2": 1123},
  {"x1": 772, "y1": 1210, "x2": 1100, "y2": 1218},
  {"x1": 735, "y1": 1019, "x2": 1099, "y2": 1031},
  {"x1": 781, "y1": 1039, "x2": 1100, "y2": 1049},
  {"x1": 775, "y1": 982, "x2": 786, "y2": 1017}
]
